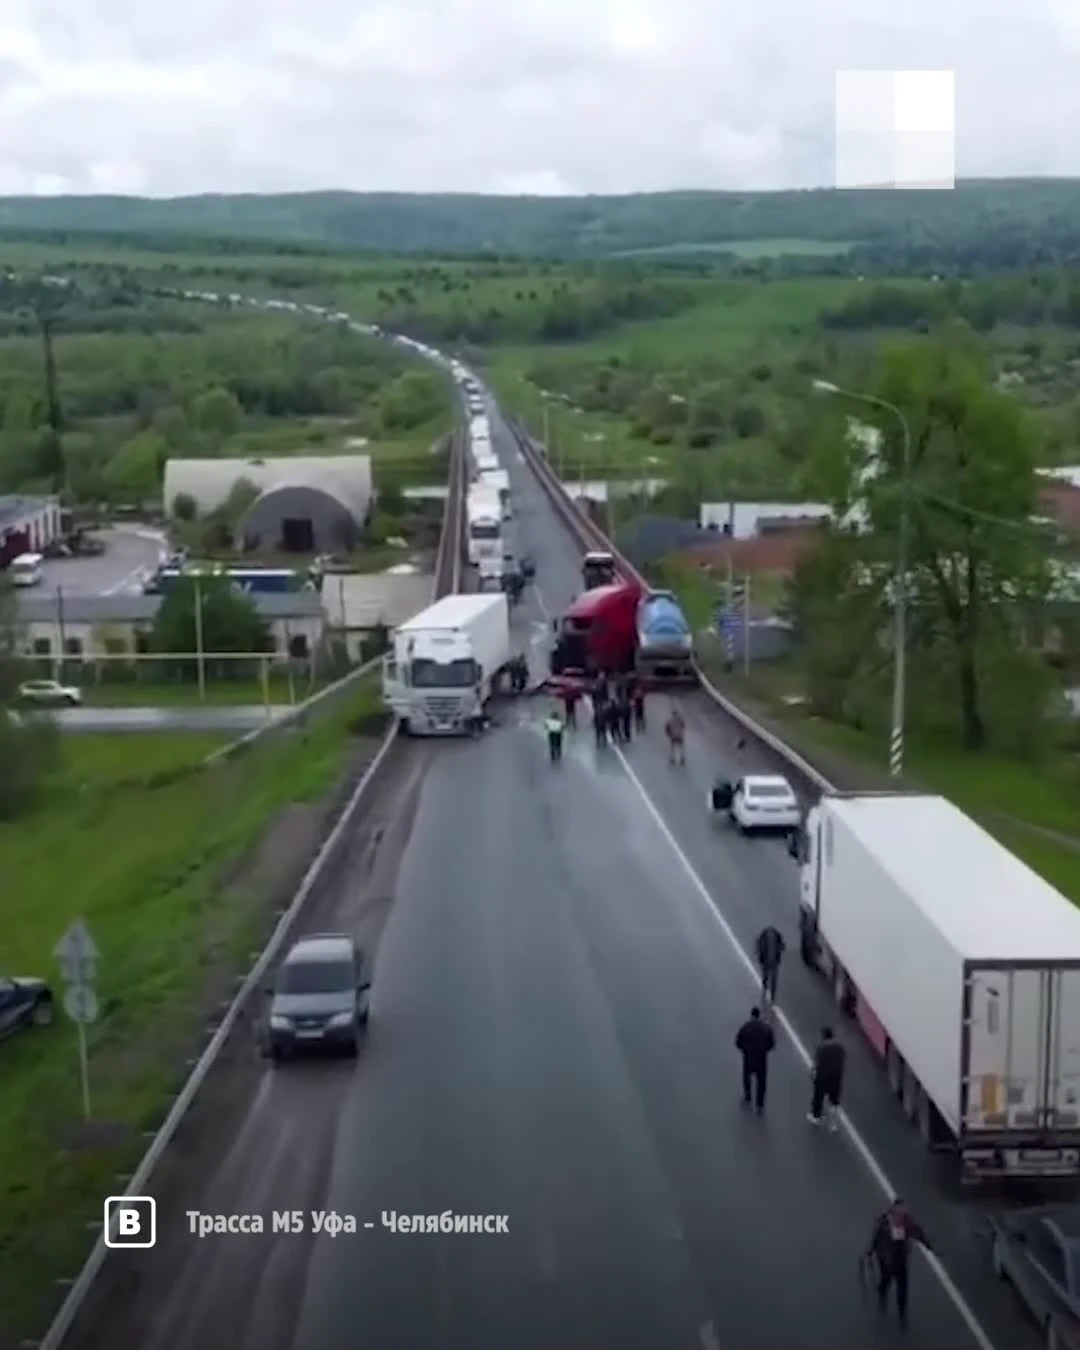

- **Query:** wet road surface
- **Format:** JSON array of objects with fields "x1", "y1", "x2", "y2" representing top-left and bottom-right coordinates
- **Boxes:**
[{"x1": 59, "y1": 398, "x2": 1034, "y2": 1350}]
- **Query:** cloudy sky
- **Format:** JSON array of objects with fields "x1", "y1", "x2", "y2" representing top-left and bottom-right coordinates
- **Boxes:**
[{"x1": 0, "y1": 0, "x2": 1077, "y2": 196}]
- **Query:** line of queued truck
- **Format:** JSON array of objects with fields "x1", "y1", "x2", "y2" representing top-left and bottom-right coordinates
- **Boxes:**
[
  {"x1": 383, "y1": 355, "x2": 1080, "y2": 1193},
  {"x1": 549, "y1": 550, "x2": 697, "y2": 685}
]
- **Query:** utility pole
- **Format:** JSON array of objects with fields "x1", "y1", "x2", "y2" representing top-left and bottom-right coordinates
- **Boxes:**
[
  {"x1": 193, "y1": 576, "x2": 206, "y2": 700},
  {"x1": 39, "y1": 309, "x2": 67, "y2": 496},
  {"x1": 742, "y1": 571, "x2": 752, "y2": 679}
]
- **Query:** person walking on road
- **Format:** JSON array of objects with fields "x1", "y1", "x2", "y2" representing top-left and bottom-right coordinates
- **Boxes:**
[
  {"x1": 561, "y1": 683, "x2": 579, "y2": 729},
  {"x1": 665, "y1": 704, "x2": 686, "y2": 765},
  {"x1": 734, "y1": 1007, "x2": 775, "y2": 1113},
  {"x1": 808, "y1": 1026, "x2": 846, "y2": 1131},
  {"x1": 755, "y1": 925, "x2": 786, "y2": 1005},
  {"x1": 618, "y1": 689, "x2": 633, "y2": 744},
  {"x1": 864, "y1": 1198, "x2": 931, "y2": 1331},
  {"x1": 607, "y1": 698, "x2": 624, "y2": 745},
  {"x1": 632, "y1": 680, "x2": 646, "y2": 732},
  {"x1": 544, "y1": 707, "x2": 565, "y2": 763},
  {"x1": 592, "y1": 701, "x2": 608, "y2": 749}
]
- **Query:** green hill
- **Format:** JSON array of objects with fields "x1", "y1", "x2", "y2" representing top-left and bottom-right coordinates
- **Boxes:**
[{"x1": 1, "y1": 179, "x2": 1079, "y2": 258}]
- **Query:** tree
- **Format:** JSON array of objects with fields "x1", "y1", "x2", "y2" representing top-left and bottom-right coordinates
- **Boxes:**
[
  {"x1": 190, "y1": 385, "x2": 243, "y2": 441},
  {"x1": 0, "y1": 578, "x2": 59, "y2": 819},
  {"x1": 103, "y1": 429, "x2": 167, "y2": 500},
  {"x1": 804, "y1": 329, "x2": 1053, "y2": 753},
  {"x1": 151, "y1": 576, "x2": 270, "y2": 679}
]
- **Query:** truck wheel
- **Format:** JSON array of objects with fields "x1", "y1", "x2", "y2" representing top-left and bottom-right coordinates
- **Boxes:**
[
  {"x1": 901, "y1": 1063, "x2": 920, "y2": 1121},
  {"x1": 400, "y1": 718, "x2": 412, "y2": 736},
  {"x1": 885, "y1": 1042, "x2": 903, "y2": 1097},
  {"x1": 916, "y1": 1086, "x2": 934, "y2": 1146}
]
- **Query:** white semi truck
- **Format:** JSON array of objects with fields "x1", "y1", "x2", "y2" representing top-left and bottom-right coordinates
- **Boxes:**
[
  {"x1": 797, "y1": 792, "x2": 1080, "y2": 1182},
  {"x1": 382, "y1": 593, "x2": 511, "y2": 736},
  {"x1": 479, "y1": 467, "x2": 511, "y2": 519},
  {"x1": 466, "y1": 486, "x2": 503, "y2": 567}
]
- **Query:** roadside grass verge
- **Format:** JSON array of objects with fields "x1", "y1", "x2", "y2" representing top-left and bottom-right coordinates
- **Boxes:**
[
  {"x1": 695, "y1": 639, "x2": 1080, "y2": 901},
  {"x1": 0, "y1": 676, "x2": 388, "y2": 1345},
  {"x1": 79, "y1": 678, "x2": 306, "y2": 708}
]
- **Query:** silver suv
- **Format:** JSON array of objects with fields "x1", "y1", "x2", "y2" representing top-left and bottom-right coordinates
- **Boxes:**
[{"x1": 265, "y1": 934, "x2": 370, "y2": 1061}]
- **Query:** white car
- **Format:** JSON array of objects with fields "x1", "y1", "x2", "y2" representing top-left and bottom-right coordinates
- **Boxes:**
[
  {"x1": 730, "y1": 774, "x2": 800, "y2": 834},
  {"x1": 17, "y1": 679, "x2": 83, "y2": 707}
]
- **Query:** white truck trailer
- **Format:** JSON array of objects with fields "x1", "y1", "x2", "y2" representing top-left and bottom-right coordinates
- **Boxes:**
[
  {"x1": 382, "y1": 593, "x2": 511, "y2": 736},
  {"x1": 798, "y1": 792, "x2": 1080, "y2": 1182},
  {"x1": 479, "y1": 467, "x2": 511, "y2": 518},
  {"x1": 466, "y1": 486, "x2": 503, "y2": 567}
]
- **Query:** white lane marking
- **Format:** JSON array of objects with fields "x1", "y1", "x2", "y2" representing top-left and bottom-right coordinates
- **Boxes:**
[
  {"x1": 697, "y1": 1321, "x2": 721, "y2": 1350},
  {"x1": 104, "y1": 565, "x2": 148, "y2": 595},
  {"x1": 611, "y1": 745, "x2": 998, "y2": 1350}
]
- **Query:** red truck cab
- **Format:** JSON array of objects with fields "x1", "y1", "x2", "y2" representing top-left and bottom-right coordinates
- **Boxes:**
[{"x1": 550, "y1": 581, "x2": 643, "y2": 676}]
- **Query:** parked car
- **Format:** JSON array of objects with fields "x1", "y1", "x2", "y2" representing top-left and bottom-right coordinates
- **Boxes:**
[
  {"x1": 0, "y1": 973, "x2": 55, "y2": 1042},
  {"x1": 17, "y1": 679, "x2": 82, "y2": 707},
  {"x1": 989, "y1": 1206, "x2": 1080, "y2": 1348},
  {"x1": 730, "y1": 774, "x2": 800, "y2": 834},
  {"x1": 264, "y1": 933, "x2": 370, "y2": 1061}
]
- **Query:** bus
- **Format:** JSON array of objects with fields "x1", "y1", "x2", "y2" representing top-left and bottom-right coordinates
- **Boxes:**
[
  {"x1": 9, "y1": 553, "x2": 43, "y2": 586},
  {"x1": 145, "y1": 566, "x2": 304, "y2": 596}
]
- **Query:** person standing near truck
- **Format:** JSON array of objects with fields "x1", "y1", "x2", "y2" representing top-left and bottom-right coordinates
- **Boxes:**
[
  {"x1": 756, "y1": 925, "x2": 786, "y2": 1005},
  {"x1": 734, "y1": 1006, "x2": 775, "y2": 1113},
  {"x1": 665, "y1": 704, "x2": 686, "y2": 765},
  {"x1": 808, "y1": 1026, "x2": 846, "y2": 1131},
  {"x1": 544, "y1": 707, "x2": 565, "y2": 762},
  {"x1": 632, "y1": 679, "x2": 646, "y2": 732},
  {"x1": 864, "y1": 1197, "x2": 931, "y2": 1330}
]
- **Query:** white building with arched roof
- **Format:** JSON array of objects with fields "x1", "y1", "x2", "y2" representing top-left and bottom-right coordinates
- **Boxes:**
[{"x1": 163, "y1": 455, "x2": 372, "y2": 554}]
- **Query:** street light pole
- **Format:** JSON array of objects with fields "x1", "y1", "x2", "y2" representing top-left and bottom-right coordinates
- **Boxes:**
[{"x1": 812, "y1": 380, "x2": 913, "y2": 777}]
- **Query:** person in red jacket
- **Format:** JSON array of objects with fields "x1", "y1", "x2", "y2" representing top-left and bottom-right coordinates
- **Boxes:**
[{"x1": 865, "y1": 1197, "x2": 931, "y2": 1330}]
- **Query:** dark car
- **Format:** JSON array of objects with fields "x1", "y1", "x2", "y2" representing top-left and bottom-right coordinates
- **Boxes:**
[
  {"x1": 0, "y1": 974, "x2": 54, "y2": 1042},
  {"x1": 264, "y1": 934, "x2": 370, "y2": 1061},
  {"x1": 990, "y1": 1205, "x2": 1080, "y2": 1348}
]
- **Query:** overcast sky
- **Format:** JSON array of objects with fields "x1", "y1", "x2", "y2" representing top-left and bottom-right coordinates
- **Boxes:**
[{"x1": 0, "y1": 0, "x2": 1077, "y2": 196}]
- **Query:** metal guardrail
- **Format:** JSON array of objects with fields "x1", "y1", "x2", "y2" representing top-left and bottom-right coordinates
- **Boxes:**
[
  {"x1": 36, "y1": 429, "x2": 468, "y2": 1350},
  {"x1": 507, "y1": 417, "x2": 834, "y2": 795}
]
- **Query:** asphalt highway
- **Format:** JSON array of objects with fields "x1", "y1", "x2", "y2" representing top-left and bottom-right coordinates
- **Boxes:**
[
  {"x1": 63, "y1": 402, "x2": 1034, "y2": 1350},
  {"x1": 496, "y1": 405, "x2": 1040, "y2": 1350}
]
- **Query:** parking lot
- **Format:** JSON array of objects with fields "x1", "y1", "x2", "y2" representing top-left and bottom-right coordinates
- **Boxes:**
[{"x1": 39, "y1": 527, "x2": 165, "y2": 596}]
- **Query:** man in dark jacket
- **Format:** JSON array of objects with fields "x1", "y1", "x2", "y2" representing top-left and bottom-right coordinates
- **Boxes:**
[
  {"x1": 734, "y1": 1007, "x2": 775, "y2": 1113},
  {"x1": 808, "y1": 1026, "x2": 846, "y2": 1131},
  {"x1": 865, "y1": 1197, "x2": 931, "y2": 1329},
  {"x1": 755, "y1": 925, "x2": 785, "y2": 1004}
]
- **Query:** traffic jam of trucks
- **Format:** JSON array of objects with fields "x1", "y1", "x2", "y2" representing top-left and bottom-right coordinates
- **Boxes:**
[
  {"x1": 548, "y1": 561, "x2": 696, "y2": 687},
  {"x1": 428, "y1": 361, "x2": 1080, "y2": 1216}
]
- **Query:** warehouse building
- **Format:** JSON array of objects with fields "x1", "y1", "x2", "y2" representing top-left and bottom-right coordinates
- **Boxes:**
[
  {"x1": 0, "y1": 494, "x2": 62, "y2": 566},
  {"x1": 14, "y1": 590, "x2": 327, "y2": 665},
  {"x1": 162, "y1": 456, "x2": 373, "y2": 554}
]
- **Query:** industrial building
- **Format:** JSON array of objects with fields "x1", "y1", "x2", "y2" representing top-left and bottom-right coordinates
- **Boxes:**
[
  {"x1": 321, "y1": 569, "x2": 433, "y2": 662},
  {"x1": 162, "y1": 456, "x2": 373, "y2": 554},
  {"x1": 0, "y1": 494, "x2": 62, "y2": 566},
  {"x1": 14, "y1": 590, "x2": 327, "y2": 666}
]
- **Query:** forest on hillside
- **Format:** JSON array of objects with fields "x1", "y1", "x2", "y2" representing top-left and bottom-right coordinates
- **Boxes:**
[{"x1": 2, "y1": 179, "x2": 1080, "y2": 261}]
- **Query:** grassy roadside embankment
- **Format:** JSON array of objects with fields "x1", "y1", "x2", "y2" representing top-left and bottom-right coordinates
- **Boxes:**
[
  {"x1": 694, "y1": 635, "x2": 1080, "y2": 901},
  {"x1": 0, "y1": 675, "x2": 388, "y2": 1345}
]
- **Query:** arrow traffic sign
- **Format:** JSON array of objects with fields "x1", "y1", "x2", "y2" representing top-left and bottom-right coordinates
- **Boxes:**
[{"x1": 63, "y1": 985, "x2": 100, "y2": 1025}]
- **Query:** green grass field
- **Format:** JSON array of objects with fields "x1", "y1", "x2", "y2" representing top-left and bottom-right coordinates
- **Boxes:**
[
  {"x1": 0, "y1": 676, "x2": 386, "y2": 1343},
  {"x1": 695, "y1": 643, "x2": 1080, "y2": 900}
]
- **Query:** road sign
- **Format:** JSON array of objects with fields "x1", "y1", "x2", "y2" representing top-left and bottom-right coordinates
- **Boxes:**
[
  {"x1": 54, "y1": 919, "x2": 98, "y2": 985},
  {"x1": 55, "y1": 919, "x2": 98, "y2": 1120},
  {"x1": 63, "y1": 985, "x2": 99, "y2": 1024}
]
